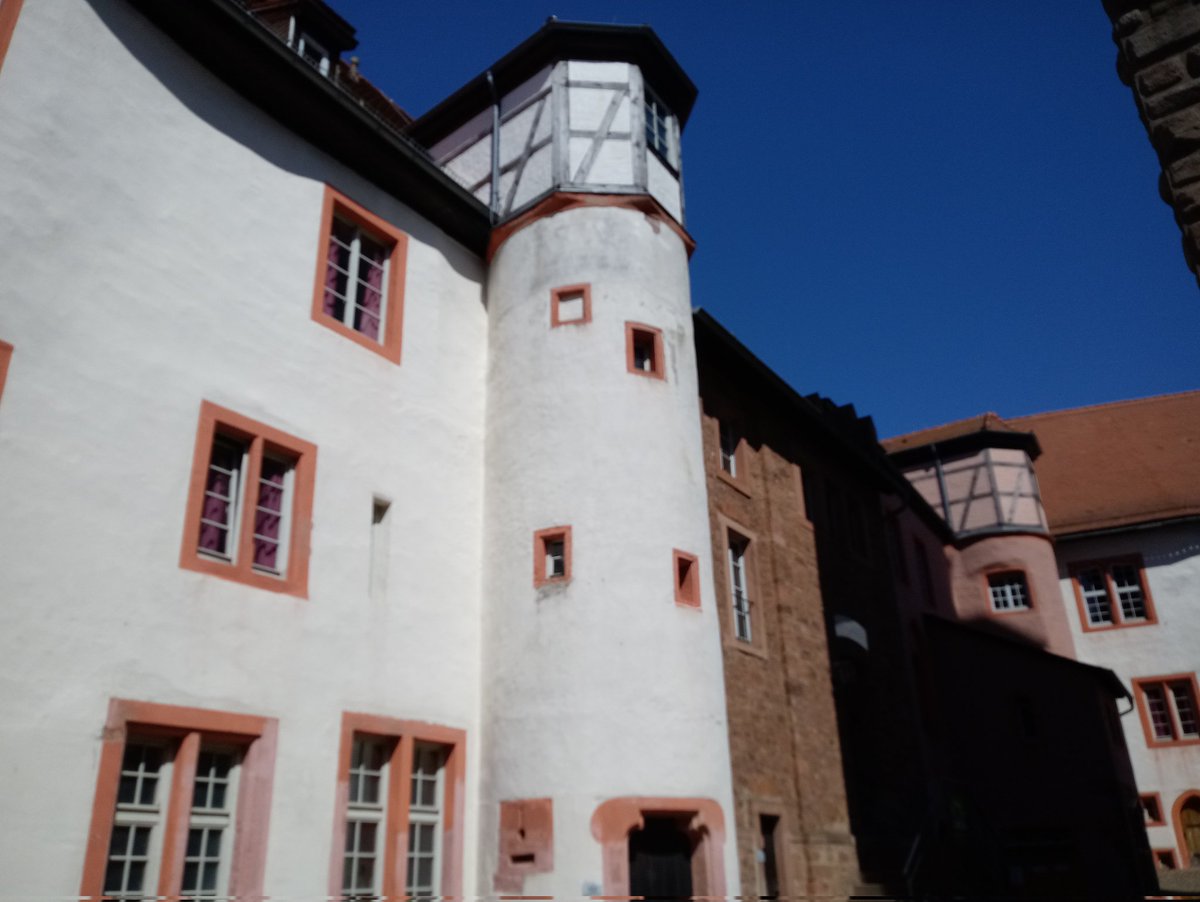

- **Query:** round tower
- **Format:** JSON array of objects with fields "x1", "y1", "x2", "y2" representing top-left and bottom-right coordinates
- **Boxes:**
[{"x1": 413, "y1": 21, "x2": 739, "y2": 899}]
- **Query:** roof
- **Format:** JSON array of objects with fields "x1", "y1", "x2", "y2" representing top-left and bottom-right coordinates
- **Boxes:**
[
  {"x1": 1007, "y1": 391, "x2": 1200, "y2": 536},
  {"x1": 881, "y1": 411, "x2": 1041, "y2": 468},
  {"x1": 409, "y1": 19, "x2": 697, "y2": 146}
]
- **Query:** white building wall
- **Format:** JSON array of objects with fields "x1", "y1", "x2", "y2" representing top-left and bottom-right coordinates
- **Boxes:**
[
  {"x1": 1055, "y1": 522, "x2": 1200, "y2": 860},
  {"x1": 480, "y1": 205, "x2": 739, "y2": 897},
  {"x1": 0, "y1": 0, "x2": 486, "y2": 896}
]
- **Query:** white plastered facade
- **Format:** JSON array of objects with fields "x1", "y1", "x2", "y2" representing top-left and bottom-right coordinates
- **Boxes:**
[{"x1": 0, "y1": 0, "x2": 738, "y2": 897}]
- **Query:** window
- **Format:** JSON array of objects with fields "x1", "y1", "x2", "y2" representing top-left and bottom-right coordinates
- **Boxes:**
[
  {"x1": 988, "y1": 571, "x2": 1031, "y2": 612},
  {"x1": 674, "y1": 549, "x2": 700, "y2": 608},
  {"x1": 757, "y1": 814, "x2": 782, "y2": 899},
  {"x1": 296, "y1": 31, "x2": 331, "y2": 75},
  {"x1": 312, "y1": 186, "x2": 408, "y2": 363},
  {"x1": 330, "y1": 714, "x2": 464, "y2": 901},
  {"x1": 728, "y1": 532, "x2": 752, "y2": 642},
  {"x1": 180, "y1": 401, "x2": 317, "y2": 597},
  {"x1": 719, "y1": 421, "x2": 738, "y2": 477},
  {"x1": 643, "y1": 86, "x2": 677, "y2": 168},
  {"x1": 550, "y1": 284, "x2": 592, "y2": 327},
  {"x1": 79, "y1": 700, "x2": 276, "y2": 902},
  {"x1": 1141, "y1": 793, "x2": 1166, "y2": 826},
  {"x1": 534, "y1": 526, "x2": 572, "y2": 587},
  {"x1": 1153, "y1": 848, "x2": 1178, "y2": 870},
  {"x1": 625, "y1": 322, "x2": 664, "y2": 380},
  {"x1": 1134, "y1": 675, "x2": 1200, "y2": 747},
  {"x1": 1070, "y1": 558, "x2": 1156, "y2": 630}
]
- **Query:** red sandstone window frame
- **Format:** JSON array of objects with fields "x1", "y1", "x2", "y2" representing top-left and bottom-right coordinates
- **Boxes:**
[
  {"x1": 179, "y1": 401, "x2": 317, "y2": 598},
  {"x1": 625, "y1": 322, "x2": 665, "y2": 380},
  {"x1": 0, "y1": 0, "x2": 24, "y2": 77},
  {"x1": 673, "y1": 549, "x2": 701, "y2": 608},
  {"x1": 983, "y1": 568, "x2": 1034, "y2": 615},
  {"x1": 1154, "y1": 847, "x2": 1178, "y2": 870},
  {"x1": 550, "y1": 283, "x2": 592, "y2": 327},
  {"x1": 1068, "y1": 555, "x2": 1157, "y2": 632},
  {"x1": 0, "y1": 339, "x2": 12, "y2": 404},
  {"x1": 533, "y1": 526, "x2": 572, "y2": 587},
  {"x1": 1142, "y1": 792, "x2": 1167, "y2": 827},
  {"x1": 311, "y1": 185, "x2": 408, "y2": 364},
  {"x1": 328, "y1": 713, "x2": 466, "y2": 901},
  {"x1": 78, "y1": 699, "x2": 278, "y2": 902},
  {"x1": 1132, "y1": 675, "x2": 1200, "y2": 748}
]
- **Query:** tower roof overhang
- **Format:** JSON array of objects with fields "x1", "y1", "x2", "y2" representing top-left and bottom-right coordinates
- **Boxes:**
[{"x1": 408, "y1": 19, "x2": 698, "y2": 147}]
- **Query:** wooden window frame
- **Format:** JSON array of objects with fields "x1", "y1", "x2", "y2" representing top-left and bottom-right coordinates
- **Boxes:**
[
  {"x1": 625, "y1": 322, "x2": 665, "y2": 380},
  {"x1": 985, "y1": 569, "x2": 1033, "y2": 615},
  {"x1": 673, "y1": 549, "x2": 700, "y2": 608},
  {"x1": 1133, "y1": 675, "x2": 1200, "y2": 748},
  {"x1": 533, "y1": 526, "x2": 572, "y2": 588},
  {"x1": 311, "y1": 185, "x2": 408, "y2": 364},
  {"x1": 1069, "y1": 556, "x2": 1157, "y2": 632},
  {"x1": 1142, "y1": 792, "x2": 1167, "y2": 827},
  {"x1": 179, "y1": 401, "x2": 317, "y2": 598},
  {"x1": 550, "y1": 283, "x2": 592, "y2": 328},
  {"x1": 328, "y1": 713, "x2": 465, "y2": 901},
  {"x1": 79, "y1": 699, "x2": 277, "y2": 902}
]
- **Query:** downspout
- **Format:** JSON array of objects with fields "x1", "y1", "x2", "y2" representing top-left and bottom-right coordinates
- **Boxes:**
[{"x1": 486, "y1": 69, "x2": 501, "y2": 223}]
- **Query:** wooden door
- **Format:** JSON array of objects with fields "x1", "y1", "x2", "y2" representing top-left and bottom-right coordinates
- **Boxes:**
[
  {"x1": 1183, "y1": 798, "x2": 1200, "y2": 865},
  {"x1": 629, "y1": 817, "x2": 693, "y2": 899}
]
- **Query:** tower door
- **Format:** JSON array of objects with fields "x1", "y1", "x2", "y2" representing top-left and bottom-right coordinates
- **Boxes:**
[
  {"x1": 629, "y1": 816, "x2": 694, "y2": 898},
  {"x1": 1183, "y1": 798, "x2": 1200, "y2": 865}
]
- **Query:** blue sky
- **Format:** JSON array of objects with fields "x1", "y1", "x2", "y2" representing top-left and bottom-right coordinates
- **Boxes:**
[{"x1": 334, "y1": 1, "x2": 1197, "y2": 437}]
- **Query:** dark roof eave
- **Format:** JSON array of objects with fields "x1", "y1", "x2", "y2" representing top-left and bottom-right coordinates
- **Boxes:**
[
  {"x1": 888, "y1": 429, "x2": 1041, "y2": 469},
  {"x1": 409, "y1": 19, "x2": 697, "y2": 146},
  {"x1": 692, "y1": 310, "x2": 954, "y2": 544},
  {"x1": 126, "y1": 0, "x2": 491, "y2": 255}
]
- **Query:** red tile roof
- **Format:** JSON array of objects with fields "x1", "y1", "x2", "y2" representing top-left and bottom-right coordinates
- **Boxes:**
[
  {"x1": 881, "y1": 412, "x2": 1020, "y2": 452},
  {"x1": 1007, "y1": 391, "x2": 1200, "y2": 535}
]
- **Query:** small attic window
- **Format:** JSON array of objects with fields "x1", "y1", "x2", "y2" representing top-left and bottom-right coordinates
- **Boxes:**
[{"x1": 297, "y1": 31, "x2": 331, "y2": 75}]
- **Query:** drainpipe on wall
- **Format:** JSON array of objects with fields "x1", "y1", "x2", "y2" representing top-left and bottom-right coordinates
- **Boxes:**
[{"x1": 486, "y1": 69, "x2": 501, "y2": 222}]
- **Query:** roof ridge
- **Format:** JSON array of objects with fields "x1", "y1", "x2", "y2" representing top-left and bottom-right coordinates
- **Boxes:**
[
  {"x1": 884, "y1": 410, "x2": 1001, "y2": 445},
  {"x1": 1008, "y1": 388, "x2": 1200, "y2": 423}
]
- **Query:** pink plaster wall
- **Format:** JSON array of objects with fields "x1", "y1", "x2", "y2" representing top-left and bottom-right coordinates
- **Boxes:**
[{"x1": 949, "y1": 534, "x2": 1075, "y2": 658}]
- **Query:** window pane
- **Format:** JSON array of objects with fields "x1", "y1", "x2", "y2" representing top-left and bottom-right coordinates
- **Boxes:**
[
  {"x1": 1172, "y1": 682, "x2": 1199, "y2": 737},
  {"x1": 1078, "y1": 569, "x2": 1112, "y2": 625},
  {"x1": 1145, "y1": 685, "x2": 1174, "y2": 739},
  {"x1": 1112, "y1": 564, "x2": 1148, "y2": 620}
]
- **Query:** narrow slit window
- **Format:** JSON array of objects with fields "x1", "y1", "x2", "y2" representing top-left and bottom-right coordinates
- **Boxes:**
[
  {"x1": 728, "y1": 534, "x2": 752, "y2": 642},
  {"x1": 674, "y1": 550, "x2": 700, "y2": 607},
  {"x1": 370, "y1": 498, "x2": 391, "y2": 602},
  {"x1": 719, "y1": 422, "x2": 738, "y2": 477}
]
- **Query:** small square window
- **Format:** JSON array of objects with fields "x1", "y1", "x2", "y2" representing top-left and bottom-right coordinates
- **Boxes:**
[
  {"x1": 550, "y1": 284, "x2": 592, "y2": 327},
  {"x1": 674, "y1": 550, "x2": 700, "y2": 608},
  {"x1": 1140, "y1": 793, "x2": 1165, "y2": 826},
  {"x1": 312, "y1": 186, "x2": 408, "y2": 364},
  {"x1": 533, "y1": 527, "x2": 572, "y2": 587},
  {"x1": 988, "y1": 571, "x2": 1031, "y2": 612},
  {"x1": 625, "y1": 323, "x2": 664, "y2": 380}
]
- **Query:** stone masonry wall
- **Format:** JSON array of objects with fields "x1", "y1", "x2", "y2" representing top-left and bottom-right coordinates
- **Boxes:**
[
  {"x1": 1105, "y1": 0, "x2": 1200, "y2": 285},
  {"x1": 699, "y1": 397, "x2": 859, "y2": 900}
]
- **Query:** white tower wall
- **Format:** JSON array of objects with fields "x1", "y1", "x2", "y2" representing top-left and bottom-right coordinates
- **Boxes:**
[{"x1": 480, "y1": 204, "x2": 739, "y2": 896}]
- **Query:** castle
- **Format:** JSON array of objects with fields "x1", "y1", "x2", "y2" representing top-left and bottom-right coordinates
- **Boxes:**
[{"x1": 0, "y1": 1, "x2": 1195, "y2": 898}]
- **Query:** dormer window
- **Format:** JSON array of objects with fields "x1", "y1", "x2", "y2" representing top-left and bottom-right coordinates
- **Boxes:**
[
  {"x1": 644, "y1": 87, "x2": 677, "y2": 168},
  {"x1": 296, "y1": 31, "x2": 331, "y2": 75}
]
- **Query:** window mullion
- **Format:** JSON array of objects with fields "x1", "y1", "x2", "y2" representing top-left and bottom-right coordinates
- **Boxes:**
[
  {"x1": 388, "y1": 735, "x2": 416, "y2": 898},
  {"x1": 157, "y1": 731, "x2": 201, "y2": 899},
  {"x1": 344, "y1": 233, "x2": 363, "y2": 330},
  {"x1": 238, "y1": 438, "x2": 265, "y2": 572},
  {"x1": 1104, "y1": 566, "x2": 1122, "y2": 625}
]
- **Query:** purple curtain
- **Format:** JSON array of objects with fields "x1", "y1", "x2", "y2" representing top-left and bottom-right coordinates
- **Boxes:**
[
  {"x1": 253, "y1": 460, "x2": 287, "y2": 571},
  {"x1": 358, "y1": 244, "x2": 385, "y2": 341},
  {"x1": 322, "y1": 233, "x2": 342, "y2": 318},
  {"x1": 199, "y1": 467, "x2": 230, "y2": 554}
]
